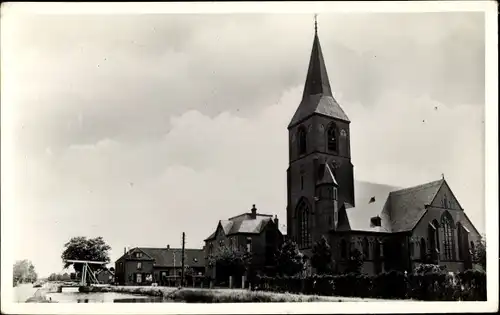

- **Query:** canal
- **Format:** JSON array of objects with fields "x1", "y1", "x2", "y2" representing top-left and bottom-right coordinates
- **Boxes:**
[
  {"x1": 14, "y1": 284, "x2": 169, "y2": 303},
  {"x1": 46, "y1": 289, "x2": 166, "y2": 303}
]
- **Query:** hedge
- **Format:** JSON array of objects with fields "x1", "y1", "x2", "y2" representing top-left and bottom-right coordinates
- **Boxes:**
[{"x1": 253, "y1": 269, "x2": 486, "y2": 301}]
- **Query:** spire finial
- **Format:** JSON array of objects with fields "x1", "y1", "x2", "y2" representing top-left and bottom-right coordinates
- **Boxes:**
[
  {"x1": 441, "y1": 173, "x2": 445, "y2": 179},
  {"x1": 314, "y1": 14, "x2": 318, "y2": 35}
]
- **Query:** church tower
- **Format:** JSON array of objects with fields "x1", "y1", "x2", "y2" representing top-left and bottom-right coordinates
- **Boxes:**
[{"x1": 286, "y1": 17, "x2": 354, "y2": 250}]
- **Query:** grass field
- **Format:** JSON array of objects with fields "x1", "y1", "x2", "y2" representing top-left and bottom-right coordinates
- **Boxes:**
[{"x1": 83, "y1": 285, "x2": 386, "y2": 303}]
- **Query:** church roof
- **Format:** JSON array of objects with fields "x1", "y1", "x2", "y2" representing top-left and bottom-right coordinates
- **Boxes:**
[
  {"x1": 339, "y1": 181, "x2": 400, "y2": 232},
  {"x1": 288, "y1": 28, "x2": 350, "y2": 129},
  {"x1": 386, "y1": 179, "x2": 444, "y2": 232},
  {"x1": 340, "y1": 179, "x2": 445, "y2": 233}
]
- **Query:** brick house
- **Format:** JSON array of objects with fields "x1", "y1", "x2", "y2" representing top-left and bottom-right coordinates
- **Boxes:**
[
  {"x1": 204, "y1": 205, "x2": 286, "y2": 280},
  {"x1": 96, "y1": 268, "x2": 115, "y2": 285},
  {"x1": 284, "y1": 21, "x2": 482, "y2": 275},
  {"x1": 114, "y1": 246, "x2": 205, "y2": 286}
]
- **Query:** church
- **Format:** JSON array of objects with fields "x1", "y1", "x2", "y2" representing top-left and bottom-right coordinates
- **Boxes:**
[
  {"x1": 286, "y1": 20, "x2": 482, "y2": 275},
  {"x1": 205, "y1": 20, "x2": 482, "y2": 277}
]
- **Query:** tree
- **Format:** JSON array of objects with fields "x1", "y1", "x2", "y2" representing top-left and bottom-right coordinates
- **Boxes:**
[
  {"x1": 274, "y1": 240, "x2": 306, "y2": 277},
  {"x1": 311, "y1": 236, "x2": 333, "y2": 275},
  {"x1": 208, "y1": 246, "x2": 251, "y2": 280},
  {"x1": 472, "y1": 238, "x2": 486, "y2": 271},
  {"x1": 13, "y1": 260, "x2": 38, "y2": 284},
  {"x1": 346, "y1": 248, "x2": 364, "y2": 274},
  {"x1": 62, "y1": 273, "x2": 71, "y2": 281},
  {"x1": 48, "y1": 273, "x2": 57, "y2": 281},
  {"x1": 61, "y1": 236, "x2": 111, "y2": 273}
]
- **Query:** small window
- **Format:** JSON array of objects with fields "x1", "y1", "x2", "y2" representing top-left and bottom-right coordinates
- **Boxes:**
[
  {"x1": 137, "y1": 262, "x2": 142, "y2": 269},
  {"x1": 297, "y1": 127, "x2": 307, "y2": 155},
  {"x1": 333, "y1": 187, "x2": 338, "y2": 200},
  {"x1": 246, "y1": 237, "x2": 252, "y2": 252},
  {"x1": 136, "y1": 273, "x2": 142, "y2": 283}
]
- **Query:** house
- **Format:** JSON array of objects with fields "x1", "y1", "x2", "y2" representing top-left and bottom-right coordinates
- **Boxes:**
[
  {"x1": 204, "y1": 205, "x2": 286, "y2": 280},
  {"x1": 285, "y1": 20, "x2": 482, "y2": 275},
  {"x1": 114, "y1": 246, "x2": 205, "y2": 286},
  {"x1": 96, "y1": 268, "x2": 115, "y2": 285}
]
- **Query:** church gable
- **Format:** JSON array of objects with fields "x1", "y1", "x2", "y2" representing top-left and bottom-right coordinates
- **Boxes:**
[{"x1": 430, "y1": 180, "x2": 463, "y2": 211}]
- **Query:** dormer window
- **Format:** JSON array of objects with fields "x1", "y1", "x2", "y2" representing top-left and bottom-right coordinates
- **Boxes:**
[{"x1": 370, "y1": 216, "x2": 382, "y2": 227}]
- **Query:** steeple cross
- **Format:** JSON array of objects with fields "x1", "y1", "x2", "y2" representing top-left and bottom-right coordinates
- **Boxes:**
[{"x1": 314, "y1": 14, "x2": 318, "y2": 34}]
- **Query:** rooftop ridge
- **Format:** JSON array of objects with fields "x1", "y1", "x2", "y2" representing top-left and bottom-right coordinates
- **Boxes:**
[
  {"x1": 228, "y1": 212, "x2": 274, "y2": 220},
  {"x1": 138, "y1": 247, "x2": 203, "y2": 251},
  {"x1": 389, "y1": 179, "x2": 443, "y2": 197}
]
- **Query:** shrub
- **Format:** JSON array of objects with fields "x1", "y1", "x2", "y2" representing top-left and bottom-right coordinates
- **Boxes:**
[{"x1": 255, "y1": 268, "x2": 486, "y2": 301}]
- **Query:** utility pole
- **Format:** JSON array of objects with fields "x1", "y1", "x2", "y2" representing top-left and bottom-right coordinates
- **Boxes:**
[{"x1": 181, "y1": 232, "x2": 185, "y2": 287}]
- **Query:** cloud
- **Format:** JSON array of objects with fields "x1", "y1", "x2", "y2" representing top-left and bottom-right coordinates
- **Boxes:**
[
  {"x1": 4, "y1": 12, "x2": 485, "y2": 277},
  {"x1": 12, "y1": 82, "x2": 484, "y2": 277}
]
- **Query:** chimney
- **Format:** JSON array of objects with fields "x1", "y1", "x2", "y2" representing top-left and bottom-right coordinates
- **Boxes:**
[
  {"x1": 274, "y1": 215, "x2": 279, "y2": 226},
  {"x1": 167, "y1": 244, "x2": 170, "y2": 250},
  {"x1": 251, "y1": 204, "x2": 257, "y2": 219},
  {"x1": 124, "y1": 247, "x2": 126, "y2": 255}
]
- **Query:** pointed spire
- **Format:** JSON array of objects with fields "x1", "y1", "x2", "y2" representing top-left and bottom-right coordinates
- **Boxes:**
[
  {"x1": 288, "y1": 15, "x2": 350, "y2": 129},
  {"x1": 302, "y1": 16, "x2": 332, "y2": 98}
]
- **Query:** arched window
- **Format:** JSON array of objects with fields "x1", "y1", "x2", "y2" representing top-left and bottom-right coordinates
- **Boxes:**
[
  {"x1": 420, "y1": 238, "x2": 426, "y2": 260},
  {"x1": 297, "y1": 127, "x2": 307, "y2": 155},
  {"x1": 362, "y1": 238, "x2": 369, "y2": 259},
  {"x1": 432, "y1": 219, "x2": 440, "y2": 253},
  {"x1": 340, "y1": 239, "x2": 347, "y2": 259},
  {"x1": 457, "y1": 222, "x2": 463, "y2": 260},
  {"x1": 441, "y1": 211, "x2": 456, "y2": 260},
  {"x1": 326, "y1": 123, "x2": 338, "y2": 151},
  {"x1": 374, "y1": 240, "x2": 381, "y2": 259},
  {"x1": 296, "y1": 198, "x2": 311, "y2": 248}
]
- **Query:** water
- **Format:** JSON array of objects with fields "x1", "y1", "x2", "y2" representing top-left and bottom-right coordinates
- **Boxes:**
[
  {"x1": 46, "y1": 291, "x2": 167, "y2": 303},
  {"x1": 13, "y1": 283, "x2": 39, "y2": 302}
]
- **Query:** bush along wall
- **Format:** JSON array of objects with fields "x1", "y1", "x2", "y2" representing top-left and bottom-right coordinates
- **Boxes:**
[{"x1": 253, "y1": 269, "x2": 486, "y2": 301}]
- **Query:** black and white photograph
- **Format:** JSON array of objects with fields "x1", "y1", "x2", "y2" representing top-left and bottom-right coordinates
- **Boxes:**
[{"x1": 1, "y1": 1, "x2": 498, "y2": 314}]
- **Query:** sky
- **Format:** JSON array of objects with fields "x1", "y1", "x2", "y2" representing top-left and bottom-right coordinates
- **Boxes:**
[{"x1": 2, "y1": 10, "x2": 486, "y2": 278}]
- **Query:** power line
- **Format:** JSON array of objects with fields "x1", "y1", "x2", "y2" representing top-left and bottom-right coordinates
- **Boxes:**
[{"x1": 181, "y1": 232, "x2": 185, "y2": 287}]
